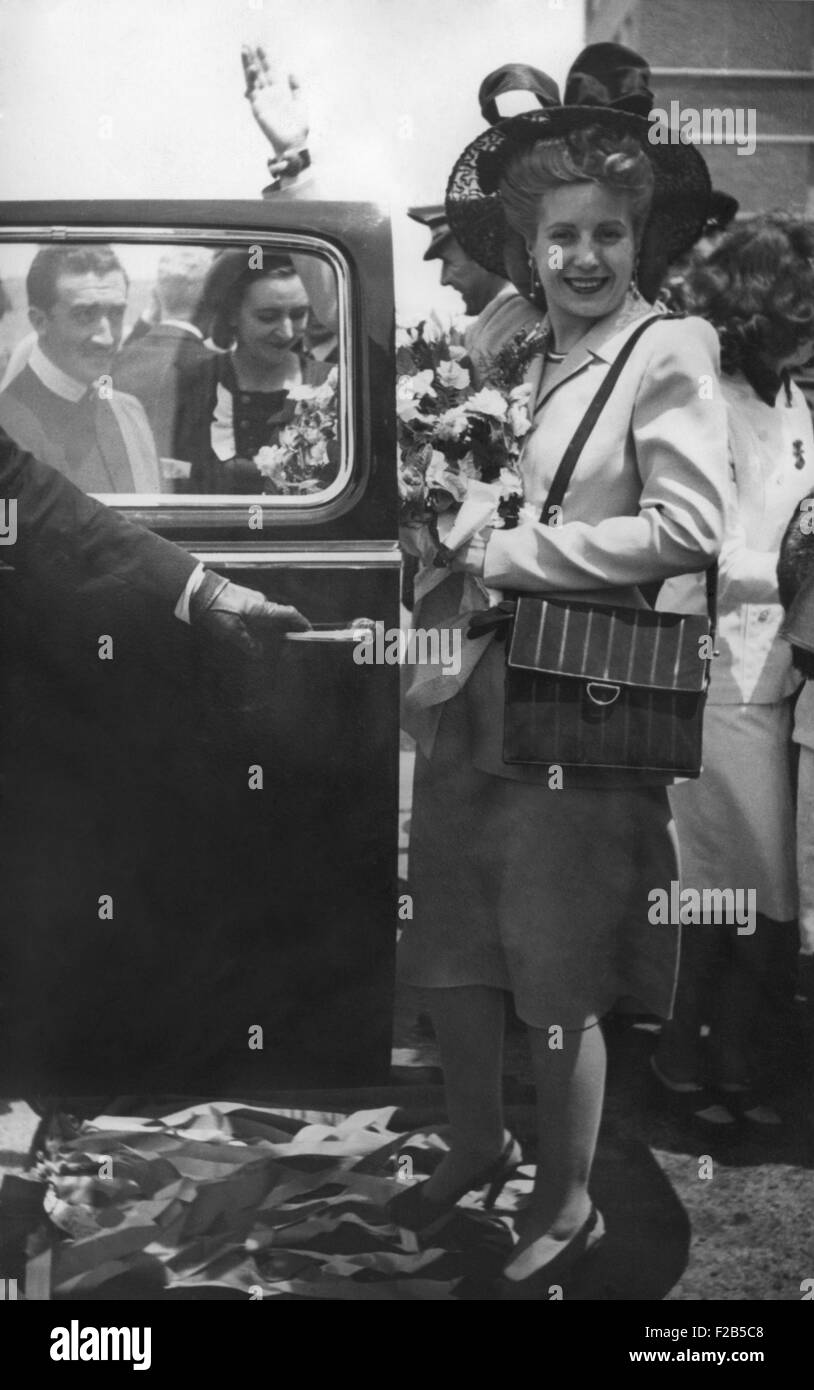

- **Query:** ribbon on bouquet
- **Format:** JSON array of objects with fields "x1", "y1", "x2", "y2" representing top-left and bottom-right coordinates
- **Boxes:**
[
  {"x1": 401, "y1": 572, "x2": 496, "y2": 759},
  {"x1": 401, "y1": 482, "x2": 525, "y2": 756}
]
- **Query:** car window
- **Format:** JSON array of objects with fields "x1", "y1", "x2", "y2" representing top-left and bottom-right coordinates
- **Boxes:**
[{"x1": 0, "y1": 234, "x2": 348, "y2": 513}]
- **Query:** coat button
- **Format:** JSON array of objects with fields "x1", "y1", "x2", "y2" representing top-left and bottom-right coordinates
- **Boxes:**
[{"x1": 757, "y1": 609, "x2": 770, "y2": 621}]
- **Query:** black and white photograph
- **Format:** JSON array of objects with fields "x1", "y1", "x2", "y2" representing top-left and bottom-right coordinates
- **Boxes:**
[{"x1": 0, "y1": 0, "x2": 812, "y2": 1350}]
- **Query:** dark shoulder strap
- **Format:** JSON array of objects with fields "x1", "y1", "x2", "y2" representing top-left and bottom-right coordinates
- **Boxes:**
[
  {"x1": 705, "y1": 560, "x2": 718, "y2": 648},
  {"x1": 537, "y1": 312, "x2": 718, "y2": 631},
  {"x1": 539, "y1": 314, "x2": 669, "y2": 524}
]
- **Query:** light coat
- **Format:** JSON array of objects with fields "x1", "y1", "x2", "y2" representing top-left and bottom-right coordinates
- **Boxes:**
[{"x1": 661, "y1": 371, "x2": 814, "y2": 703}]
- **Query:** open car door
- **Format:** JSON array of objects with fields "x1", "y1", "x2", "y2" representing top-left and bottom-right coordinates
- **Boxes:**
[{"x1": 0, "y1": 199, "x2": 399, "y2": 1094}]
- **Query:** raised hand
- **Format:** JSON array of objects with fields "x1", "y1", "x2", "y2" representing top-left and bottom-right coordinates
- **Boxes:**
[{"x1": 241, "y1": 43, "x2": 308, "y2": 157}]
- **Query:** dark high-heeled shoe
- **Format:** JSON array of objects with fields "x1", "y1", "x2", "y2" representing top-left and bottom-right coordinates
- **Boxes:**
[
  {"x1": 496, "y1": 1205, "x2": 606, "y2": 1298},
  {"x1": 387, "y1": 1135, "x2": 523, "y2": 1239}
]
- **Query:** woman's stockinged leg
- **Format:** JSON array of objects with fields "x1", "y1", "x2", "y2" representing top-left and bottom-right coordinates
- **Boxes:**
[
  {"x1": 503, "y1": 1018, "x2": 606, "y2": 1280},
  {"x1": 420, "y1": 984, "x2": 508, "y2": 1204}
]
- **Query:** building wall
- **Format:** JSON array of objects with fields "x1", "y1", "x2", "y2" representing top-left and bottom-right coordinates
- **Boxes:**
[{"x1": 586, "y1": 0, "x2": 814, "y2": 214}]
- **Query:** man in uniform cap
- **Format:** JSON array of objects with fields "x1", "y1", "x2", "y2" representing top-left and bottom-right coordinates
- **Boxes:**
[{"x1": 407, "y1": 200, "x2": 541, "y2": 388}]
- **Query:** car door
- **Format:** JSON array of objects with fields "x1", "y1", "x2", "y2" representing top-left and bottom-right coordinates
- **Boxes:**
[{"x1": 0, "y1": 199, "x2": 400, "y2": 1094}]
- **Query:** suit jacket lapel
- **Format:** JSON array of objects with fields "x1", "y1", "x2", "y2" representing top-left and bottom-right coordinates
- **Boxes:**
[
  {"x1": 532, "y1": 343, "x2": 597, "y2": 416},
  {"x1": 533, "y1": 301, "x2": 660, "y2": 415}
]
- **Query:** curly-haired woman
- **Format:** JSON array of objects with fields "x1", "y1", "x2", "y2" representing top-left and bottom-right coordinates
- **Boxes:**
[
  {"x1": 654, "y1": 213, "x2": 814, "y2": 1129},
  {"x1": 173, "y1": 249, "x2": 334, "y2": 493}
]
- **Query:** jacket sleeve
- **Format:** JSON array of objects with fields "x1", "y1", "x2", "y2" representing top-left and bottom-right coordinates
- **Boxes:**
[
  {"x1": 483, "y1": 317, "x2": 727, "y2": 592},
  {"x1": 0, "y1": 428, "x2": 196, "y2": 606}
]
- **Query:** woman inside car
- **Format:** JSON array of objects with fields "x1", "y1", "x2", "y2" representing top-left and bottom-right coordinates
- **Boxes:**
[{"x1": 174, "y1": 249, "x2": 335, "y2": 494}]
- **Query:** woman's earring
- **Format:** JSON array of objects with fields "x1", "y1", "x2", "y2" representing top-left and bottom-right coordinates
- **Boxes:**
[
  {"x1": 629, "y1": 256, "x2": 643, "y2": 302},
  {"x1": 527, "y1": 250, "x2": 543, "y2": 304}
]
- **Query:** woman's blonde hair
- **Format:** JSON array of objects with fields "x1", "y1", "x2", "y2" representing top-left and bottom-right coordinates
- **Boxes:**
[{"x1": 499, "y1": 126, "x2": 654, "y2": 248}]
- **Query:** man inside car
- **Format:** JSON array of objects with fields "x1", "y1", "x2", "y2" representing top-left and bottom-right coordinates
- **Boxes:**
[{"x1": 0, "y1": 244, "x2": 162, "y2": 494}]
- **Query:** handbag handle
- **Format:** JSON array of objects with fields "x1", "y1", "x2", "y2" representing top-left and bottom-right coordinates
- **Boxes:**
[{"x1": 537, "y1": 312, "x2": 718, "y2": 640}]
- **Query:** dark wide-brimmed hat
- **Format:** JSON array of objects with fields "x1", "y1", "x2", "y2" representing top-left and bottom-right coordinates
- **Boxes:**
[
  {"x1": 478, "y1": 63, "x2": 560, "y2": 125},
  {"x1": 445, "y1": 43, "x2": 712, "y2": 303}
]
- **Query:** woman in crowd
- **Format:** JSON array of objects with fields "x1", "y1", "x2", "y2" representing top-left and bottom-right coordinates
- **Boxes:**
[
  {"x1": 174, "y1": 249, "x2": 334, "y2": 493},
  {"x1": 654, "y1": 214, "x2": 814, "y2": 1128},
  {"x1": 392, "y1": 61, "x2": 726, "y2": 1292}
]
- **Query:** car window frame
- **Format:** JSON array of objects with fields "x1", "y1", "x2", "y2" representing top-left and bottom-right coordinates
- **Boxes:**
[{"x1": 0, "y1": 223, "x2": 357, "y2": 531}]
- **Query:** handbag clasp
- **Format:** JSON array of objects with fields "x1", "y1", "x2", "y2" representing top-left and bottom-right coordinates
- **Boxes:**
[{"x1": 585, "y1": 681, "x2": 621, "y2": 707}]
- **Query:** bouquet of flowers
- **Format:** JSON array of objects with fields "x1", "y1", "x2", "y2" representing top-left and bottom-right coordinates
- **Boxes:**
[
  {"x1": 397, "y1": 320, "x2": 547, "y2": 559},
  {"x1": 255, "y1": 366, "x2": 339, "y2": 494}
]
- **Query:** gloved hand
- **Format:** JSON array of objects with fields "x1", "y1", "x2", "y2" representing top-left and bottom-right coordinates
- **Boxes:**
[{"x1": 189, "y1": 569, "x2": 311, "y2": 656}]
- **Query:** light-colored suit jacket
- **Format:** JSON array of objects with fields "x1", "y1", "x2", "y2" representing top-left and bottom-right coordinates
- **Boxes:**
[
  {"x1": 465, "y1": 301, "x2": 728, "y2": 783},
  {"x1": 483, "y1": 304, "x2": 726, "y2": 598}
]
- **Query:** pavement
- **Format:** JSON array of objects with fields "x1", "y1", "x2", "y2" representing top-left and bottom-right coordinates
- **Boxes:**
[
  {"x1": 1, "y1": 742, "x2": 812, "y2": 1299},
  {"x1": 1, "y1": 990, "x2": 812, "y2": 1301}
]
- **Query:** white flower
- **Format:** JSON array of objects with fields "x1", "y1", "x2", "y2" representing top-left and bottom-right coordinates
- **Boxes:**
[
  {"x1": 397, "y1": 398, "x2": 431, "y2": 424},
  {"x1": 465, "y1": 388, "x2": 507, "y2": 420},
  {"x1": 448, "y1": 345, "x2": 468, "y2": 362},
  {"x1": 309, "y1": 437, "x2": 330, "y2": 467},
  {"x1": 309, "y1": 384, "x2": 336, "y2": 412},
  {"x1": 399, "y1": 369, "x2": 436, "y2": 401},
  {"x1": 436, "y1": 358, "x2": 471, "y2": 392},
  {"x1": 435, "y1": 406, "x2": 470, "y2": 441},
  {"x1": 425, "y1": 450, "x2": 468, "y2": 504},
  {"x1": 507, "y1": 401, "x2": 532, "y2": 439},
  {"x1": 498, "y1": 467, "x2": 524, "y2": 497},
  {"x1": 287, "y1": 383, "x2": 320, "y2": 403},
  {"x1": 255, "y1": 445, "x2": 289, "y2": 486},
  {"x1": 509, "y1": 383, "x2": 534, "y2": 406},
  {"x1": 423, "y1": 313, "x2": 444, "y2": 343},
  {"x1": 396, "y1": 369, "x2": 437, "y2": 423}
]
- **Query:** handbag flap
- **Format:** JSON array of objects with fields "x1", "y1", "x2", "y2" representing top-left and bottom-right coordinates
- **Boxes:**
[{"x1": 507, "y1": 596, "x2": 710, "y2": 693}]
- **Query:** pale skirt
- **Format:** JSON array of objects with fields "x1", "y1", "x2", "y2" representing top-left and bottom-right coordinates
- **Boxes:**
[
  {"x1": 399, "y1": 687, "x2": 681, "y2": 1028},
  {"x1": 667, "y1": 700, "x2": 797, "y2": 922}
]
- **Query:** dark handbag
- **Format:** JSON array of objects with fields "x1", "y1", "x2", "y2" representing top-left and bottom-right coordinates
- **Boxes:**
[{"x1": 497, "y1": 314, "x2": 717, "y2": 776}]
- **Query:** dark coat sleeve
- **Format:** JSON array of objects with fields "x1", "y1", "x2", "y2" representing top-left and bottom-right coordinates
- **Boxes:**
[{"x1": 0, "y1": 426, "x2": 196, "y2": 607}]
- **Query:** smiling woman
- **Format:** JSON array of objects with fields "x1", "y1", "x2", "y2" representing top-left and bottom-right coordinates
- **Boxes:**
[
  {"x1": 500, "y1": 129, "x2": 655, "y2": 350},
  {"x1": 394, "y1": 68, "x2": 726, "y2": 1295},
  {"x1": 170, "y1": 247, "x2": 339, "y2": 495}
]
